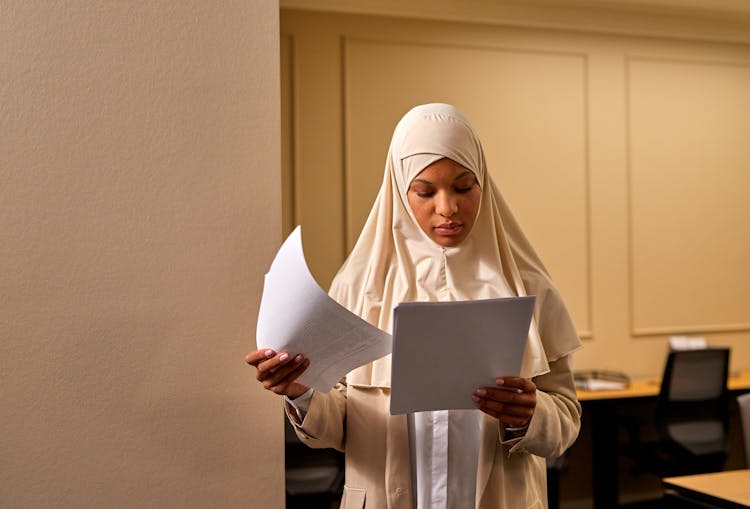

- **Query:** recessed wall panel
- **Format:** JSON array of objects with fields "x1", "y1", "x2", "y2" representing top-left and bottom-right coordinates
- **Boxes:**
[
  {"x1": 345, "y1": 39, "x2": 591, "y2": 335},
  {"x1": 628, "y1": 57, "x2": 750, "y2": 334}
]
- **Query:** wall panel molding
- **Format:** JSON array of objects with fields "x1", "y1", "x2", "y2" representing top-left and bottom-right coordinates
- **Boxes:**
[
  {"x1": 280, "y1": 34, "x2": 297, "y2": 236},
  {"x1": 632, "y1": 323, "x2": 750, "y2": 337},
  {"x1": 282, "y1": 0, "x2": 750, "y2": 44}
]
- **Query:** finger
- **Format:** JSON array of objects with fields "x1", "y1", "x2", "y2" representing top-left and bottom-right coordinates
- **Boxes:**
[
  {"x1": 263, "y1": 352, "x2": 303, "y2": 384},
  {"x1": 473, "y1": 395, "x2": 527, "y2": 414},
  {"x1": 473, "y1": 397, "x2": 533, "y2": 425},
  {"x1": 262, "y1": 353, "x2": 307, "y2": 388},
  {"x1": 475, "y1": 387, "x2": 532, "y2": 407},
  {"x1": 246, "y1": 349, "x2": 275, "y2": 366},
  {"x1": 495, "y1": 376, "x2": 536, "y2": 393},
  {"x1": 473, "y1": 388, "x2": 535, "y2": 416},
  {"x1": 265, "y1": 359, "x2": 310, "y2": 396},
  {"x1": 266, "y1": 359, "x2": 311, "y2": 396},
  {"x1": 479, "y1": 399, "x2": 534, "y2": 418},
  {"x1": 256, "y1": 351, "x2": 297, "y2": 379}
]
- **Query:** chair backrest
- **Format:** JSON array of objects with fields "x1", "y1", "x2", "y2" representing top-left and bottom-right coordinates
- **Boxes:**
[
  {"x1": 660, "y1": 348, "x2": 729, "y2": 401},
  {"x1": 738, "y1": 392, "x2": 750, "y2": 467},
  {"x1": 657, "y1": 348, "x2": 730, "y2": 456}
]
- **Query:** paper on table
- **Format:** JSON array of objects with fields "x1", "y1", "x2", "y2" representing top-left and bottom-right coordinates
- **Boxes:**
[
  {"x1": 255, "y1": 226, "x2": 392, "y2": 392},
  {"x1": 390, "y1": 296, "x2": 535, "y2": 414},
  {"x1": 575, "y1": 378, "x2": 628, "y2": 391},
  {"x1": 669, "y1": 335, "x2": 707, "y2": 351}
]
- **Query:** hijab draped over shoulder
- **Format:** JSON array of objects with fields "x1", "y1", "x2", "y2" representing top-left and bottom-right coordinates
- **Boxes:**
[{"x1": 329, "y1": 103, "x2": 581, "y2": 386}]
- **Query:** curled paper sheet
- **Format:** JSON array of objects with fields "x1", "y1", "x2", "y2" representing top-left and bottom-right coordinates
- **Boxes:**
[{"x1": 256, "y1": 226, "x2": 392, "y2": 392}]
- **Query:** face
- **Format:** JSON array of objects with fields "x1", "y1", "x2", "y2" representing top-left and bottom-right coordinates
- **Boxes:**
[{"x1": 406, "y1": 158, "x2": 481, "y2": 247}]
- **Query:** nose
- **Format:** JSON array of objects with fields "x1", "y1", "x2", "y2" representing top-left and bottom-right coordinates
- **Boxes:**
[{"x1": 435, "y1": 191, "x2": 458, "y2": 218}]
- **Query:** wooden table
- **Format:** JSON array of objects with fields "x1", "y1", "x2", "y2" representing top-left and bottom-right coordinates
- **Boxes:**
[
  {"x1": 663, "y1": 469, "x2": 750, "y2": 508},
  {"x1": 574, "y1": 371, "x2": 750, "y2": 509},
  {"x1": 577, "y1": 371, "x2": 750, "y2": 402}
]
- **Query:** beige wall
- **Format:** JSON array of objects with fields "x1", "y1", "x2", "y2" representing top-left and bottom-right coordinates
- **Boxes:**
[
  {"x1": 1, "y1": 2, "x2": 283, "y2": 508},
  {"x1": 281, "y1": 8, "x2": 750, "y2": 378}
]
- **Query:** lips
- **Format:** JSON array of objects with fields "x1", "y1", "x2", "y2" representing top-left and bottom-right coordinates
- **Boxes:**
[{"x1": 434, "y1": 222, "x2": 463, "y2": 235}]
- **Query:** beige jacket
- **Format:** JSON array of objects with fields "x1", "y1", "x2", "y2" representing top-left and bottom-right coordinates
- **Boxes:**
[{"x1": 286, "y1": 354, "x2": 581, "y2": 509}]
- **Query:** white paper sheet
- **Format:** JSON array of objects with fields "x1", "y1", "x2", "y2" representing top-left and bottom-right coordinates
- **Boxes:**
[
  {"x1": 255, "y1": 226, "x2": 392, "y2": 392},
  {"x1": 390, "y1": 296, "x2": 535, "y2": 414},
  {"x1": 669, "y1": 335, "x2": 707, "y2": 351},
  {"x1": 574, "y1": 378, "x2": 628, "y2": 391}
]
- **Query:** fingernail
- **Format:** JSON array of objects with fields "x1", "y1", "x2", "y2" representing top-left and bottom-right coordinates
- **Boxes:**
[
  {"x1": 294, "y1": 354, "x2": 303, "y2": 363},
  {"x1": 495, "y1": 379, "x2": 505, "y2": 385},
  {"x1": 264, "y1": 349, "x2": 274, "y2": 358},
  {"x1": 475, "y1": 388, "x2": 487, "y2": 396},
  {"x1": 471, "y1": 395, "x2": 480, "y2": 403},
  {"x1": 279, "y1": 353, "x2": 289, "y2": 362}
]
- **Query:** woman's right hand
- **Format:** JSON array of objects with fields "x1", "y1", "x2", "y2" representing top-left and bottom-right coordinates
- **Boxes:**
[{"x1": 245, "y1": 349, "x2": 310, "y2": 399}]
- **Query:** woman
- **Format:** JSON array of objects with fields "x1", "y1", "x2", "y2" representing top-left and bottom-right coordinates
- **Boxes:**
[{"x1": 247, "y1": 103, "x2": 581, "y2": 508}]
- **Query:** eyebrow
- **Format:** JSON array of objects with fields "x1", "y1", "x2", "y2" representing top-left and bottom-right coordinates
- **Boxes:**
[{"x1": 411, "y1": 171, "x2": 475, "y2": 185}]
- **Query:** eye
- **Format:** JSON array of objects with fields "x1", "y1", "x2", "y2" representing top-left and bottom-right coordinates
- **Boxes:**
[
  {"x1": 453, "y1": 175, "x2": 478, "y2": 194},
  {"x1": 416, "y1": 191, "x2": 435, "y2": 198},
  {"x1": 409, "y1": 184, "x2": 435, "y2": 198},
  {"x1": 454, "y1": 181, "x2": 477, "y2": 193}
]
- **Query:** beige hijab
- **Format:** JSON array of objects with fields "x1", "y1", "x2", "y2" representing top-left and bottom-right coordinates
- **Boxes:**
[{"x1": 329, "y1": 103, "x2": 581, "y2": 387}]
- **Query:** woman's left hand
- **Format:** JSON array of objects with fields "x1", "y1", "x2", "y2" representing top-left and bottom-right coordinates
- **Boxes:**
[{"x1": 472, "y1": 376, "x2": 536, "y2": 428}]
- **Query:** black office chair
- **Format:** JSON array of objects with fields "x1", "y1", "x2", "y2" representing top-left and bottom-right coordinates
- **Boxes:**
[
  {"x1": 284, "y1": 414, "x2": 345, "y2": 509},
  {"x1": 737, "y1": 392, "x2": 750, "y2": 467},
  {"x1": 624, "y1": 348, "x2": 731, "y2": 478},
  {"x1": 546, "y1": 454, "x2": 567, "y2": 509}
]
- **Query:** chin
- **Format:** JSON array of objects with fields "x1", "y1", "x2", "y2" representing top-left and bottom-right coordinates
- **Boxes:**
[{"x1": 432, "y1": 235, "x2": 466, "y2": 247}]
